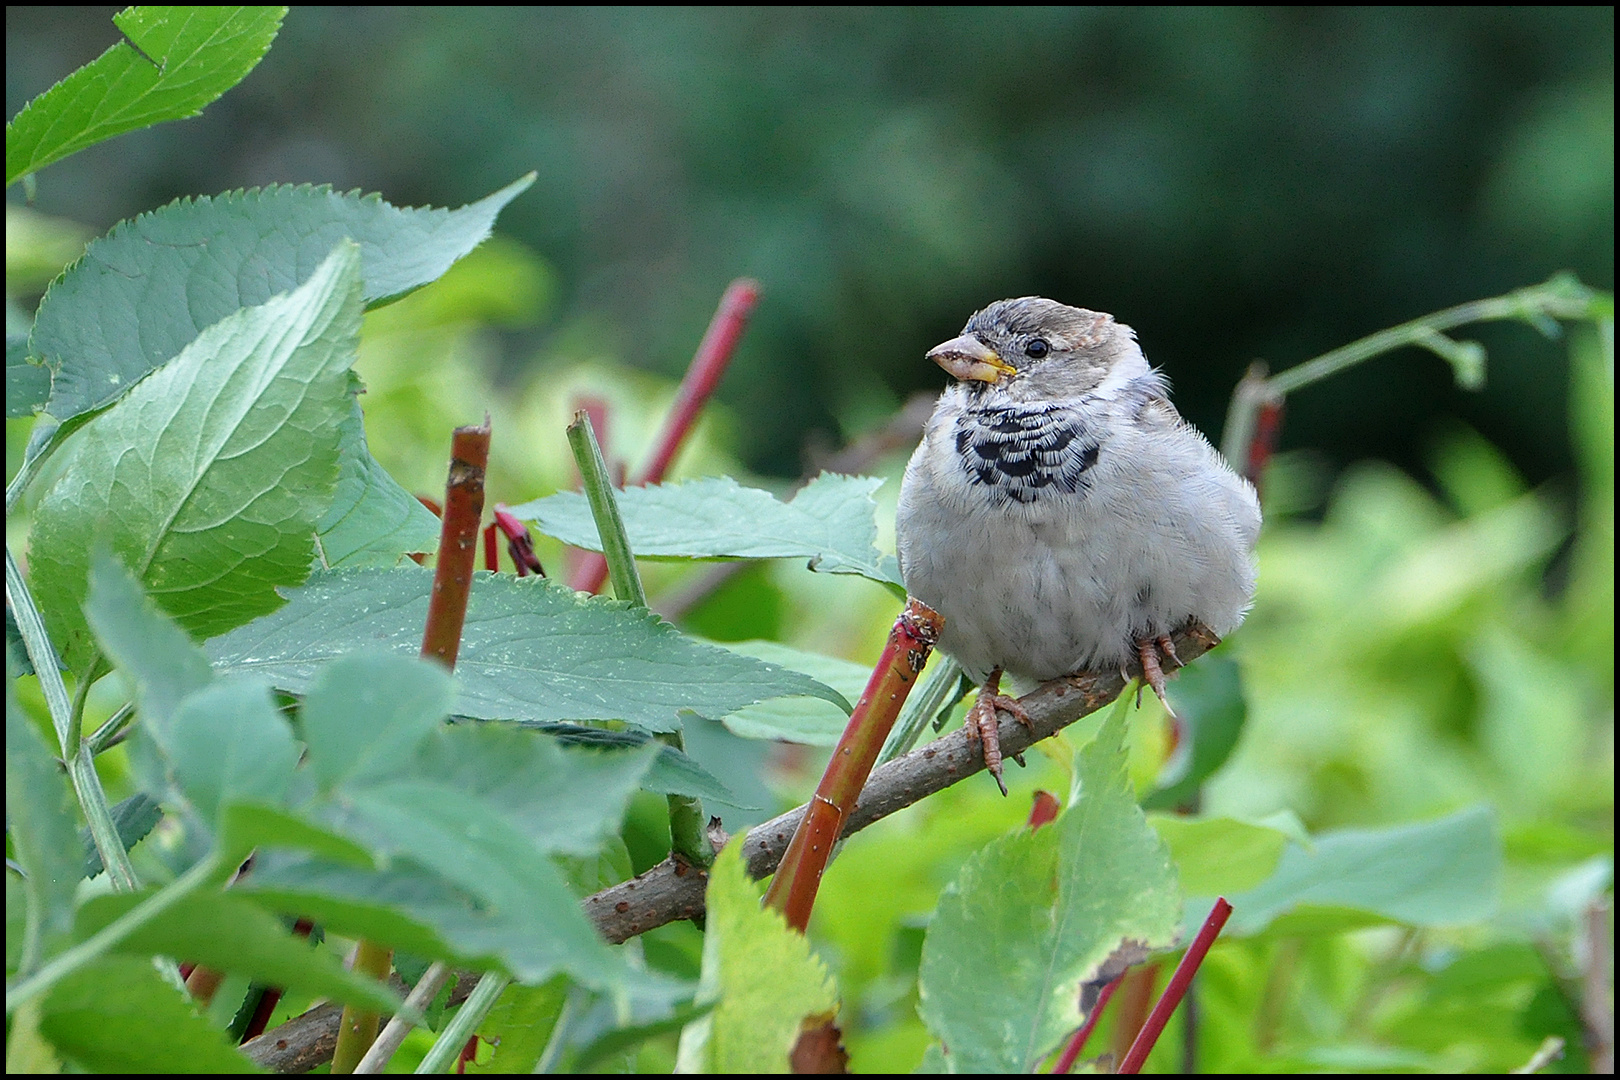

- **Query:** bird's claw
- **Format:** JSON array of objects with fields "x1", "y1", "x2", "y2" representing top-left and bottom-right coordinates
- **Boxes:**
[
  {"x1": 965, "y1": 668, "x2": 1032, "y2": 796},
  {"x1": 1134, "y1": 634, "x2": 1182, "y2": 716}
]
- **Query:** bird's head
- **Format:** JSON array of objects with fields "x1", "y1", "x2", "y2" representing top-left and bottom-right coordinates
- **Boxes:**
[{"x1": 927, "y1": 297, "x2": 1142, "y2": 399}]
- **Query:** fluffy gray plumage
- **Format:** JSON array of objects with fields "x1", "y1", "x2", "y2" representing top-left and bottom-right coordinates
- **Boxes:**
[{"x1": 896, "y1": 297, "x2": 1261, "y2": 685}]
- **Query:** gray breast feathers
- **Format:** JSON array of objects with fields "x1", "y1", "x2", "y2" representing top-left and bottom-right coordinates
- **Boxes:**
[{"x1": 952, "y1": 403, "x2": 1101, "y2": 506}]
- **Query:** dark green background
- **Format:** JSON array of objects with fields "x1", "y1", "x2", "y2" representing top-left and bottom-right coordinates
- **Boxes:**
[{"x1": 8, "y1": 7, "x2": 1612, "y2": 482}]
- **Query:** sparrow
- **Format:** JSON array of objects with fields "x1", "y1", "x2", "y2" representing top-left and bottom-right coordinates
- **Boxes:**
[{"x1": 895, "y1": 298, "x2": 1261, "y2": 793}]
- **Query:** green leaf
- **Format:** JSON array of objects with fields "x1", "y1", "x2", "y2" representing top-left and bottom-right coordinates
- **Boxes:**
[
  {"x1": 31, "y1": 176, "x2": 534, "y2": 426},
  {"x1": 6, "y1": 6, "x2": 285, "y2": 186},
  {"x1": 510, "y1": 473, "x2": 905, "y2": 593},
  {"x1": 38, "y1": 955, "x2": 257, "y2": 1072},
  {"x1": 246, "y1": 854, "x2": 628, "y2": 989},
  {"x1": 1149, "y1": 813, "x2": 1296, "y2": 896},
  {"x1": 29, "y1": 241, "x2": 363, "y2": 673},
  {"x1": 7, "y1": 335, "x2": 50, "y2": 417},
  {"x1": 1143, "y1": 653, "x2": 1248, "y2": 810},
  {"x1": 314, "y1": 404, "x2": 441, "y2": 567},
  {"x1": 206, "y1": 567, "x2": 849, "y2": 732},
  {"x1": 298, "y1": 652, "x2": 455, "y2": 793},
  {"x1": 1214, "y1": 805, "x2": 1500, "y2": 937},
  {"x1": 405, "y1": 724, "x2": 660, "y2": 858},
  {"x1": 217, "y1": 802, "x2": 376, "y2": 868},
  {"x1": 674, "y1": 842, "x2": 838, "y2": 1073},
  {"x1": 81, "y1": 793, "x2": 164, "y2": 879},
  {"x1": 7, "y1": 686, "x2": 83, "y2": 970},
  {"x1": 713, "y1": 640, "x2": 872, "y2": 745},
  {"x1": 73, "y1": 889, "x2": 400, "y2": 1014},
  {"x1": 82, "y1": 551, "x2": 214, "y2": 728},
  {"x1": 462, "y1": 978, "x2": 569, "y2": 1073},
  {"x1": 573, "y1": 998, "x2": 714, "y2": 1072},
  {"x1": 163, "y1": 677, "x2": 299, "y2": 829},
  {"x1": 917, "y1": 698, "x2": 1181, "y2": 1073},
  {"x1": 519, "y1": 722, "x2": 744, "y2": 806}
]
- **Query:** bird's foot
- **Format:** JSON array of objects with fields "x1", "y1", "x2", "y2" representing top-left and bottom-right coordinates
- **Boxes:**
[
  {"x1": 1133, "y1": 634, "x2": 1182, "y2": 714},
  {"x1": 963, "y1": 668, "x2": 1034, "y2": 796}
]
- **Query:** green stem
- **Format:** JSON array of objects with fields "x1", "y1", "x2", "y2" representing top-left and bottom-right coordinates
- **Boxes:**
[
  {"x1": 7, "y1": 547, "x2": 137, "y2": 895},
  {"x1": 86, "y1": 702, "x2": 136, "y2": 755},
  {"x1": 4, "y1": 421, "x2": 59, "y2": 517},
  {"x1": 415, "y1": 972, "x2": 510, "y2": 1074},
  {"x1": 565, "y1": 413, "x2": 646, "y2": 608},
  {"x1": 566, "y1": 412, "x2": 713, "y2": 867},
  {"x1": 331, "y1": 940, "x2": 395, "y2": 1073},
  {"x1": 66, "y1": 747, "x2": 140, "y2": 893},
  {"x1": 6, "y1": 545, "x2": 73, "y2": 750},
  {"x1": 5, "y1": 850, "x2": 223, "y2": 1017},
  {"x1": 1265, "y1": 273, "x2": 1603, "y2": 397}
]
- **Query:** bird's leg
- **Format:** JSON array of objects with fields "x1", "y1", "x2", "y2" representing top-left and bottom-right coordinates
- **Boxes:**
[
  {"x1": 1134, "y1": 634, "x2": 1182, "y2": 711},
  {"x1": 963, "y1": 667, "x2": 1034, "y2": 796}
]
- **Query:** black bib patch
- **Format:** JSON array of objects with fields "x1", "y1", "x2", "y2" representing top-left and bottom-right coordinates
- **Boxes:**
[{"x1": 954, "y1": 404, "x2": 1101, "y2": 505}]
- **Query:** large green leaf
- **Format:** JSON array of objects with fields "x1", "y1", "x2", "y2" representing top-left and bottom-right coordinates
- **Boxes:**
[
  {"x1": 38, "y1": 955, "x2": 258, "y2": 1072},
  {"x1": 205, "y1": 566, "x2": 849, "y2": 732},
  {"x1": 6, "y1": 6, "x2": 285, "y2": 186},
  {"x1": 31, "y1": 175, "x2": 534, "y2": 425},
  {"x1": 510, "y1": 473, "x2": 905, "y2": 593},
  {"x1": 521, "y1": 722, "x2": 744, "y2": 806},
  {"x1": 29, "y1": 242, "x2": 363, "y2": 673},
  {"x1": 1212, "y1": 805, "x2": 1500, "y2": 937},
  {"x1": 73, "y1": 890, "x2": 400, "y2": 1014},
  {"x1": 1149, "y1": 811, "x2": 1304, "y2": 897},
  {"x1": 917, "y1": 698, "x2": 1182, "y2": 1073},
  {"x1": 674, "y1": 842, "x2": 838, "y2": 1072}
]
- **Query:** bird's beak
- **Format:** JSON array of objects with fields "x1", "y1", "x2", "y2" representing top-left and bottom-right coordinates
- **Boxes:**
[{"x1": 928, "y1": 334, "x2": 1018, "y2": 385}]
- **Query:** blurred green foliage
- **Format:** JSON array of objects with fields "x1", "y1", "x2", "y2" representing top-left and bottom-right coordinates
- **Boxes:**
[
  {"x1": 6, "y1": 9, "x2": 1611, "y2": 1072},
  {"x1": 7, "y1": 7, "x2": 1612, "y2": 481}
]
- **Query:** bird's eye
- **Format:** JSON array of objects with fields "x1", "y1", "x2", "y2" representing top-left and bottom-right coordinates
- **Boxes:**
[{"x1": 1025, "y1": 339, "x2": 1050, "y2": 359}]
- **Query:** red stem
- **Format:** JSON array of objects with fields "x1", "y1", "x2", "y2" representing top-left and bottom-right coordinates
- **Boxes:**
[
  {"x1": 493, "y1": 504, "x2": 544, "y2": 577},
  {"x1": 482, "y1": 522, "x2": 499, "y2": 573},
  {"x1": 1117, "y1": 897, "x2": 1233, "y2": 1074},
  {"x1": 421, "y1": 420, "x2": 490, "y2": 669},
  {"x1": 1051, "y1": 974, "x2": 1123, "y2": 1074},
  {"x1": 570, "y1": 279, "x2": 760, "y2": 594},
  {"x1": 762, "y1": 598, "x2": 943, "y2": 931}
]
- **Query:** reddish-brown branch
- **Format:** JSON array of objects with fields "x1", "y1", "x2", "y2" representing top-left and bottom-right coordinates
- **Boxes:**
[
  {"x1": 571, "y1": 279, "x2": 760, "y2": 595},
  {"x1": 763, "y1": 599, "x2": 944, "y2": 931},
  {"x1": 1117, "y1": 897, "x2": 1233, "y2": 1074},
  {"x1": 420, "y1": 420, "x2": 490, "y2": 668}
]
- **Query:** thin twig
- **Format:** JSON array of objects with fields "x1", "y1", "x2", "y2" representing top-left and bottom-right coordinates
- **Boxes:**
[
  {"x1": 1117, "y1": 897, "x2": 1233, "y2": 1074},
  {"x1": 353, "y1": 962, "x2": 452, "y2": 1073}
]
